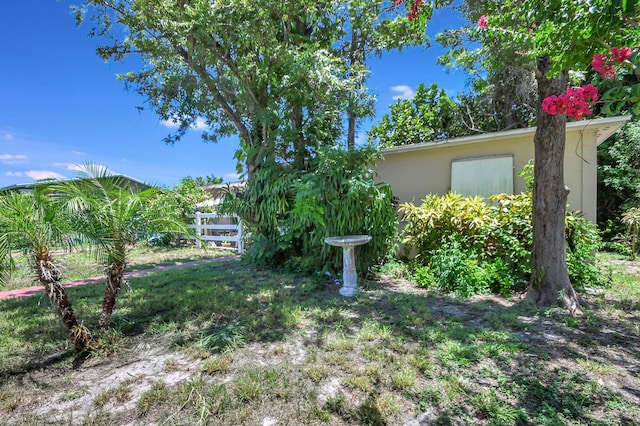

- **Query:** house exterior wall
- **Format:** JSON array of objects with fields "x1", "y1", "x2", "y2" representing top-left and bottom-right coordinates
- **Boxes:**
[{"x1": 375, "y1": 122, "x2": 619, "y2": 223}]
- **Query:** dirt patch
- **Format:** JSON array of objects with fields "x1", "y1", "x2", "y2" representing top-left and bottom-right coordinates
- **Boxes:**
[{"x1": 1, "y1": 336, "x2": 201, "y2": 424}]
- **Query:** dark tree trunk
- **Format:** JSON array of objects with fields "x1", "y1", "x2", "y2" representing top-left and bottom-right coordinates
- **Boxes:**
[
  {"x1": 347, "y1": 108, "x2": 356, "y2": 151},
  {"x1": 36, "y1": 258, "x2": 92, "y2": 350},
  {"x1": 525, "y1": 56, "x2": 580, "y2": 313},
  {"x1": 291, "y1": 103, "x2": 307, "y2": 170},
  {"x1": 98, "y1": 260, "x2": 126, "y2": 328},
  {"x1": 346, "y1": 26, "x2": 361, "y2": 151}
]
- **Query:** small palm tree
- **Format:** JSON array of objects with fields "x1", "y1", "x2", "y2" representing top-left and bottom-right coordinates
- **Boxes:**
[
  {"x1": 0, "y1": 190, "x2": 92, "y2": 349},
  {"x1": 59, "y1": 163, "x2": 190, "y2": 328},
  {"x1": 621, "y1": 206, "x2": 640, "y2": 260}
]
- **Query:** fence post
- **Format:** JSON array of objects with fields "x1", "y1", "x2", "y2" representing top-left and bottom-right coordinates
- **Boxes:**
[
  {"x1": 237, "y1": 218, "x2": 244, "y2": 254},
  {"x1": 195, "y1": 211, "x2": 201, "y2": 249}
]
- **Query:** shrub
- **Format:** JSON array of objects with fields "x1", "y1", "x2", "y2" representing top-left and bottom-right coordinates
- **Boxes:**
[
  {"x1": 400, "y1": 192, "x2": 490, "y2": 258},
  {"x1": 428, "y1": 236, "x2": 491, "y2": 297},
  {"x1": 222, "y1": 145, "x2": 398, "y2": 276},
  {"x1": 566, "y1": 212, "x2": 602, "y2": 286},
  {"x1": 402, "y1": 191, "x2": 602, "y2": 296},
  {"x1": 488, "y1": 193, "x2": 533, "y2": 283},
  {"x1": 288, "y1": 145, "x2": 398, "y2": 275}
]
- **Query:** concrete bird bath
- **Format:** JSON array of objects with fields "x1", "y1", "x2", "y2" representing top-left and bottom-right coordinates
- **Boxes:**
[{"x1": 324, "y1": 235, "x2": 372, "y2": 297}]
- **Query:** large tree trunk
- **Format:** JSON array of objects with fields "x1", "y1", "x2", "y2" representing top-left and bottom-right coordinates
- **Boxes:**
[
  {"x1": 346, "y1": 26, "x2": 361, "y2": 151},
  {"x1": 525, "y1": 57, "x2": 580, "y2": 313},
  {"x1": 36, "y1": 257, "x2": 92, "y2": 350},
  {"x1": 98, "y1": 259, "x2": 126, "y2": 328}
]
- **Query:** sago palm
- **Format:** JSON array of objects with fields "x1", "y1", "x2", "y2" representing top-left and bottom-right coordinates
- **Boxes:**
[
  {"x1": 58, "y1": 163, "x2": 189, "y2": 328},
  {"x1": 0, "y1": 190, "x2": 92, "y2": 349}
]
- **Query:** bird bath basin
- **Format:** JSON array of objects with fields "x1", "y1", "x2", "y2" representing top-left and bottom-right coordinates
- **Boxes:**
[{"x1": 324, "y1": 235, "x2": 372, "y2": 297}]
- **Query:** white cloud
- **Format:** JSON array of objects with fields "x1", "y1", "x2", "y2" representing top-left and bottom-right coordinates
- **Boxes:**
[
  {"x1": 72, "y1": 150, "x2": 88, "y2": 156},
  {"x1": 52, "y1": 162, "x2": 84, "y2": 171},
  {"x1": 5, "y1": 170, "x2": 66, "y2": 180},
  {"x1": 160, "y1": 118, "x2": 180, "y2": 129},
  {"x1": 192, "y1": 117, "x2": 208, "y2": 130},
  {"x1": 160, "y1": 117, "x2": 209, "y2": 130},
  {"x1": 224, "y1": 172, "x2": 241, "y2": 181},
  {"x1": 390, "y1": 85, "x2": 415, "y2": 100},
  {"x1": 4, "y1": 134, "x2": 14, "y2": 141},
  {"x1": 0, "y1": 154, "x2": 28, "y2": 164}
]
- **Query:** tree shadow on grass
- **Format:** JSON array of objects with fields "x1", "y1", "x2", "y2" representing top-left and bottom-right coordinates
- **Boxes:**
[{"x1": 1, "y1": 259, "x2": 638, "y2": 424}]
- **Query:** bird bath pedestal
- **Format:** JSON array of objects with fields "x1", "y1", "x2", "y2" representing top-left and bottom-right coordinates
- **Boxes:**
[{"x1": 324, "y1": 235, "x2": 372, "y2": 297}]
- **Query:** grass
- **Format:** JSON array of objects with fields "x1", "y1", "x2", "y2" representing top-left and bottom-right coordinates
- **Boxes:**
[
  {"x1": 0, "y1": 248, "x2": 638, "y2": 425},
  {"x1": 2, "y1": 244, "x2": 230, "y2": 292}
]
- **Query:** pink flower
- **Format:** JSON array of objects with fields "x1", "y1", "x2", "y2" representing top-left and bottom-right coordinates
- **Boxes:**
[
  {"x1": 542, "y1": 85, "x2": 598, "y2": 120},
  {"x1": 408, "y1": 0, "x2": 424, "y2": 20},
  {"x1": 542, "y1": 95, "x2": 559, "y2": 115},
  {"x1": 578, "y1": 84, "x2": 598, "y2": 102},
  {"x1": 478, "y1": 15, "x2": 488, "y2": 30},
  {"x1": 592, "y1": 53, "x2": 616, "y2": 79},
  {"x1": 611, "y1": 47, "x2": 632, "y2": 63},
  {"x1": 394, "y1": 0, "x2": 403, "y2": 6},
  {"x1": 591, "y1": 48, "x2": 632, "y2": 79}
]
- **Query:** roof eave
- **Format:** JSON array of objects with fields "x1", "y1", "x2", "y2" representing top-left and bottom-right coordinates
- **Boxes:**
[{"x1": 381, "y1": 115, "x2": 632, "y2": 155}]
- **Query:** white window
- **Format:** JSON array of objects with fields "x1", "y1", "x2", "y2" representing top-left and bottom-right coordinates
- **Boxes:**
[{"x1": 451, "y1": 155, "x2": 514, "y2": 199}]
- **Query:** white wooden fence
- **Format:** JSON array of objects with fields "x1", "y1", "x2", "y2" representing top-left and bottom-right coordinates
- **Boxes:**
[{"x1": 187, "y1": 212, "x2": 244, "y2": 254}]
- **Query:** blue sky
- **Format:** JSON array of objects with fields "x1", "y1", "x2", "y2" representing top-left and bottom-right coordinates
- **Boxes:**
[{"x1": 0, "y1": 1, "x2": 468, "y2": 188}]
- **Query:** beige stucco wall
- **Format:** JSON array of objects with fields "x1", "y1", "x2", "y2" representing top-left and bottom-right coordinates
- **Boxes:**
[{"x1": 375, "y1": 117, "x2": 630, "y2": 223}]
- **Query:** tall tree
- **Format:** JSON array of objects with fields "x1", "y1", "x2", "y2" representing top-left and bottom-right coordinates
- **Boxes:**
[
  {"x1": 436, "y1": 33, "x2": 538, "y2": 133},
  {"x1": 75, "y1": 1, "x2": 429, "y2": 167},
  {"x1": 76, "y1": 0, "x2": 349, "y2": 178},
  {"x1": 404, "y1": 0, "x2": 640, "y2": 311},
  {"x1": 368, "y1": 83, "x2": 469, "y2": 146},
  {"x1": 335, "y1": 0, "x2": 427, "y2": 149},
  {"x1": 75, "y1": 0, "x2": 431, "y2": 269},
  {"x1": 0, "y1": 191, "x2": 92, "y2": 350}
]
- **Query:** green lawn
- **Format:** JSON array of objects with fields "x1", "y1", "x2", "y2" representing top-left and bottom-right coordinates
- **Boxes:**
[
  {"x1": 2, "y1": 245, "x2": 232, "y2": 292},
  {"x1": 0, "y1": 249, "x2": 638, "y2": 425}
]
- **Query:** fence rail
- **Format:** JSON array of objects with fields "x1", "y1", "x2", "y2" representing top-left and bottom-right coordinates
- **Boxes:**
[{"x1": 187, "y1": 212, "x2": 244, "y2": 254}]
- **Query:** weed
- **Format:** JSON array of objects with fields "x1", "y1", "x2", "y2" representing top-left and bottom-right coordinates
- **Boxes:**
[
  {"x1": 234, "y1": 370, "x2": 264, "y2": 402},
  {"x1": 576, "y1": 358, "x2": 618, "y2": 375},
  {"x1": 93, "y1": 388, "x2": 112, "y2": 407},
  {"x1": 92, "y1": 381, "x2": 134, "y2": 408},
  {"x1": 391, "y1": 366, "x2": 417, "y2": 392},
  {"x1": 468, "y1": 389, "x2": 523, "y2": 425},
  {"x1": 485, "y1": 309, "x2": 528, "y2": 330},
  {"x1": 81, "y1": 409, "x2": 113, "y2": 426},
  {"x1": 376, "y1": 392, "x2": 401, "y2": 418},
  {"x1": 324, "y1": 353, "x2": 350, "y2": 369},
  {"x1": 60, "y1": 389, "x2": 86, "y2": 401},
  {"x1": 357, "y1": 394, "x2": 385, "y2": 425},
  {"x1": 563, "y1": 316, "x2": 581, "y2": 327},
  {"x1": 358, "y1": 320, "x2": 393, "y2": 342},
  {"x1": 198, "y1": 321, "x2": 246, "y2": 353},
  {"x1": 344, "y1": 372, "x2": 374, "y2": 392},
  {"x1": 1, "y1": 248, "x2": 639, "y2": 425},
  {"x1": 415, "y1": 385, "x2": 444, "y2": 411},
  {"x1": 325, "y1": 334, "x2": 356, "y2": 353},
  {"x1": 325, "y1": 392, "x2": 348, "y2": 416},
  {"x1": 309, "y1": 405, "x2": 332, "y2": 421},
  {"x1": 201, "y1": 353, "x2": 232, "y2": 374},
  {"x1": 304, "y1": 365, "x2": 329, "y2": 383},
  {"x1": 137, "y1": 381, "x2": 169, "y2": 416}
]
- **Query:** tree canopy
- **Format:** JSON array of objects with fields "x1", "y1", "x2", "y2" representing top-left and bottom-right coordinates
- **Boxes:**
[
  {"x1": 75, "y1": 0, "x2": 426, "y2": 176},
  {"x1": 368, "y1": 83, "x2": 469, "y2": 146}
]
